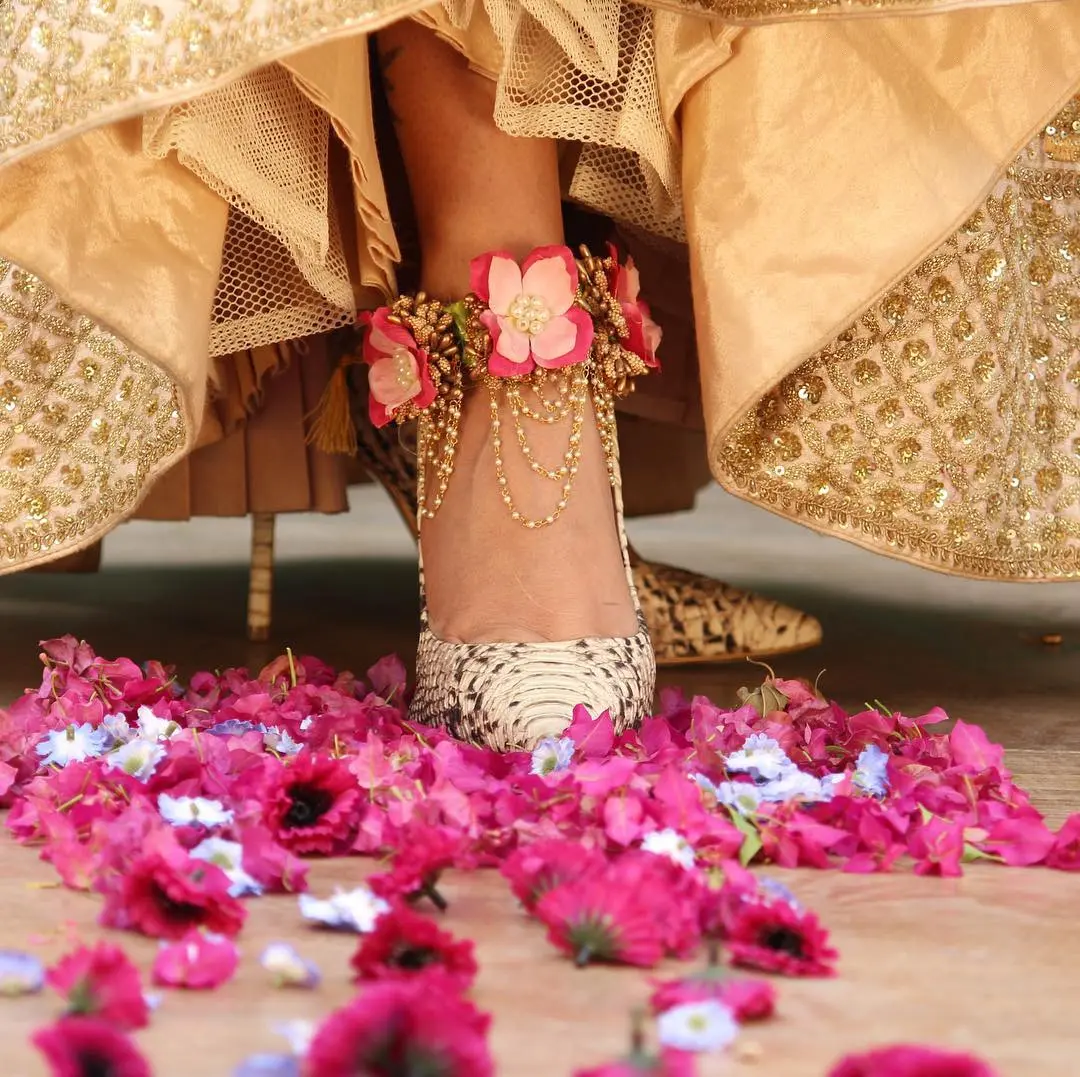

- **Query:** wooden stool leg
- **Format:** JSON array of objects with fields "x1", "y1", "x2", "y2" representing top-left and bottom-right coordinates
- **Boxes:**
[{"x1": 247, "y1": 513, "x2": 276, "y2": 643}]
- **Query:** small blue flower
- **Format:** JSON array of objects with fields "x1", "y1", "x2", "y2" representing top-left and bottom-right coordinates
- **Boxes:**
[
  {"x1": 299, "y1": 887, "x2": 389, "y2": 933},
  {"x1": 105, "y1": 738, "x2": 165, "y2": 782},
  {"x1": 689, "y1": 773, "x2": 720, "y2": 798},
  {"x1": 530, "y1": 736, "x2": 575, "y2": 776},
  {"x1": 724, "y1": 733, "x2": 792, "y2": 781},
  {"x1": 0, "y1": 951, "x2": 44, "y2": 996},
  {"x1": 233, "y1": 1055, "x2": 301, "y2": 1077},
  {"x1": 716, "y1": 780, "x2": 763, "y2": 816},
  {"x1": 759, "y1": 876, "x2": 802, "y2": 909},
  {"x1": 264, "y1": 727, "x2": 302, "y2": 756},
  {"x1": 158, "y1": 794, "x2": 234, "y2": 828},
  {"x1": 35, "y1": 724, "x2": 108, "y2": 767},
  {"x1": 190, "y1": 837, "x2": 263, "y2": 898},
  {"x1": 757, "y1": 767, "x2": 831, "y2": 803},
  {"x1": 260, "y1": 943, "x2": 320, "y2": 989},
  {"x1": 208, "y1": 720, "x2": 265, "y2": 738},
  {"x1": 853, "y1": 744, "x2": 890, "y2": 798}
]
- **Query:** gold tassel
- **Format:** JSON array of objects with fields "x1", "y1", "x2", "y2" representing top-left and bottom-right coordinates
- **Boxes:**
[{"x1": 306, "y1": 362, "x2": 358, "y2": 455}]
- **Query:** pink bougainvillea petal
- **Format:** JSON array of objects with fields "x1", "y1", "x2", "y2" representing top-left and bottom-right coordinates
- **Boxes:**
[
  {"x1": 521, "y1": 248, "x2": 578, "y2": 316},
  {"x1": 533, "y1": 307, "x2": 593, "y2": 369},
  {"x1": 367, "y1": 396, "x2": 393, "y2": 429}
]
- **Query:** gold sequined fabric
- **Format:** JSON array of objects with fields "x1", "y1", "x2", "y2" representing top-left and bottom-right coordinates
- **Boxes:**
[
  {"x1": 718, "y1": 124, "x2": 1080, "y2": 580},
  {"x1": 0, "y1": 259, "x2": 186, "y2": 567}
]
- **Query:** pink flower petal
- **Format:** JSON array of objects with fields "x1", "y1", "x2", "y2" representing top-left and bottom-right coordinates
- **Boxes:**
[
  {"x1": 484, "y1": 256, "x2": 524, "y2": 317},
  {"x1": 521, "y1": 248, "x2": 577, "y2": 316},
  {"x1": 619, "y1": 258, "x2": 642, "y2": 303},
  {"x1": 364, "y1": 309, "x2": 418, "y2": 362},
  {"x1": 368, "y1": 354, "x2": 420, "y2": 410},
  {"x1": 368, "y1": 397, "x2": 393, "y2": 429},
  {"x1": 485, "y1": 312, "x2": 533, "y2": 376},
  {"x1": 532, "y1": 307, "x2": 593, "y2": 369},
  {"x1": 469, "y1": 250, "x2": 516, "y2": 306}
]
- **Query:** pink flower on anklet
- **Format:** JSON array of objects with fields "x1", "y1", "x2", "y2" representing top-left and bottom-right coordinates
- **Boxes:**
[
  {"x1": 361, "y1": 308, "x2": 436, "y2": 428},
  {"x1": 607, "y1": 245, "x2": 662, "y2": 369},
  {"x1": 471, "y1": 245, "x2": 594, "y2": 376}
]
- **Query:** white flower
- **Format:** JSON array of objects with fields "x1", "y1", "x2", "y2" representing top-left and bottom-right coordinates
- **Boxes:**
[
  {"x1": 299, "y1": 716, "x2": 314, "y2": 733},
  {"x1": 758, "y1": 767, "x2": 830, "y2": 803},
  {"x1": 264, "y1": 727, "x2": 302, "y2": 756},
  {"x1": 640, "y1": 827, "x2": 696, "y2": 869},
  {"x1": 158, "y1": 794, "x2": 234, "y2": 829},
  {"x1": 716, "y1": 780, "x2": 763, "y2": 816},
  {"x1": 530, "y1": 736, "x2": 574, "y2": 776},
  {"x1": 190, "y1": 837, "x2": 263, "y2": 897},
  {"x1": 35, "y1": 723, "x2": 107, "y2": 767},
  {"x1": 298, "y1": 887, "x2": 389, "y2": 933},
  {"x1": 260, "y1": 943, "x2": 320, "y2": 988},
  {"x1": 272, "y1": 1019, "x2": 316, "y2": 1057},
  {"x1": 657, "y1": 1000, "x2": 738, "y2": 1053},
  {"x1": 0, "y1": 951, "x2": 44, "y2": 996},
  {"x1": 104, "y1": 739, "x2": 165, "y2": 781},
  {"x1": 101, "y1": 714, "x2": 134, "y2": 747},
  {"x1": 135, "y1": 706, "x2": 180, "y2": 742},
  {"x1": 853, "y1": 743, "x2": 889, "y2": 797},
  {"x1": 725, "y1": 733, "x2": 792, "y2": 781},
  {"x1": 690, "y1": 773, "x2": 720, "y2": 798}
]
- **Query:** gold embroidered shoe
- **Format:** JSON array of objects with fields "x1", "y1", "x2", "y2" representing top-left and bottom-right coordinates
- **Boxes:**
[{"x1": 336, "y1": 245, "x2": 657, "y2": 750}]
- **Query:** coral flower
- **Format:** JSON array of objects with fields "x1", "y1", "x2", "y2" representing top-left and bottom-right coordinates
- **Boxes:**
[
  {"x1": 368, "y1": 822, "x2": 465, "y2": 909},
  {"x1": 262, "y1": 751, "x2": 361, "y2": 856},
  {"x1": 607, "y1": 246, "x2": 662, "y2": 368},
  {"x1": 650, "y1": 975, "x2": 776, "y2": 1023},
  {"x1": 828, "y1": 1045, "x2": 999, "y2": 1077},
  {"x1": 535, "y1": 875, "x2": 665, "y2": 968},
  {"x1": 501, "y1": 839, "x2": 604, "y2": 911},
  {"x1": 101, "y1": 851, "x2": 246, "y2": 940},
  {"x1": 361, "y1": 307, "x2": 436, "y2": 427},
  {"x1": 46, "y1": 943, "x2": 149, "y2": 1031},
  {"x1": 152, "y1": 929, "x2": 239, "y2": 989},
  {"x1": 724, "y1": 899, "x2": 837, "y2": 977},
  {"x1": 350, "y1": 904, "x2": 477, "y2": 991},
  {"x1": 32, "y1": 1017, "x2": 151, "y2": 1077},
  {"x1": 471, "y1": 246, "x2": 594, "y2": 376},
  {"x1": 305, "y1": 979, "x2": 494, "y2": 1077}
]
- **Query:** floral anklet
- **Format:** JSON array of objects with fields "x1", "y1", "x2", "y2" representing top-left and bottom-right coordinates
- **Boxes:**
[{"x1": 314, "y1": 244, "x2": 661, "y2": 528}]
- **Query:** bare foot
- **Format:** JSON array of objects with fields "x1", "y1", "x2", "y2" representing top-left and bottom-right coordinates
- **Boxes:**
[{"x1": 420, "y1": 386, "x2": 638, "y2": 644}]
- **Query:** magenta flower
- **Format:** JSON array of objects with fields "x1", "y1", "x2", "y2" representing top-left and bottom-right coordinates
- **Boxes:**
[
  {"x1": 471, "y1": 246, "x2": 593, "y2": 376},
  {"x1": 607, "y1": 247, "x2": 662, "y2": 369},
  {"x1": 361, "y1": 308, "x2": 436, "y2": 428}
]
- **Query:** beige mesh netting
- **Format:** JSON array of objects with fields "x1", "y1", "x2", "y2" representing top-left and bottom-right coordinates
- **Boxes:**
[
  {"x1": 442, "y1": 0, "x2": 691, "y2": 240},
  {"x1": 138, "y1": 1, "x2": 720, "y2": 360},
  {"x1": 142, "y1": 64, "x2": 355, "y2": 359}
]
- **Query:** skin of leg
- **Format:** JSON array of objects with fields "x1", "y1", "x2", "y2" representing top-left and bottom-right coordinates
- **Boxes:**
[{"x1": 377, "y1": 20, "x2": 638, "y2": 643}]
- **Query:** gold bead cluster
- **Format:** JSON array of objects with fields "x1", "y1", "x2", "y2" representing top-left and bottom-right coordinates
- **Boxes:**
[{"x1": 385, "y1": 246, "x2": 652, "y2": 528}]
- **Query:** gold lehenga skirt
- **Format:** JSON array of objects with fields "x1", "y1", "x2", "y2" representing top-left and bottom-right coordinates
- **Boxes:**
[{"x1": 2, "y1": 0, "x2": 1080, "y2": 579}]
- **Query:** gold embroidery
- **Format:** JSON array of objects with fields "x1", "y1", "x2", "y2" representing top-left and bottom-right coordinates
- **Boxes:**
[
  {"x1": 717, "y1": 120, "x2": 1080, "y2": 580},
  {"x1": 0, "y1": 0, "x2": 414, "y2": 165},
  {"x1": 0, "y1": 258, "x2": 186, "y2": 568}
]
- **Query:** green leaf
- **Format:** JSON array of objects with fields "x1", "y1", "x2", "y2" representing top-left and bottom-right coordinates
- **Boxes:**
[
  {"x1": 738, "y1": 828, "x2": 763, "y2": 867},
  {"x1": 962, "y1": 842, "x2": 1004, "y2": 864},
  {"x1": 726, "y1": 806, "x2": 763, "y2": 867}
]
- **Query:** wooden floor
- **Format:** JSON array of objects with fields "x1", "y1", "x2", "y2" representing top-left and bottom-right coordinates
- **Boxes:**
[{"x1": 1, "y1": 486, "x2": 1078, "y2": 1075}]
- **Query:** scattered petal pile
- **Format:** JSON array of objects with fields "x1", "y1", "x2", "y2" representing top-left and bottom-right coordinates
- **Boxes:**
[{"x1": 0, "y1": 638, "x2": 1041, "y2": 1074}]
